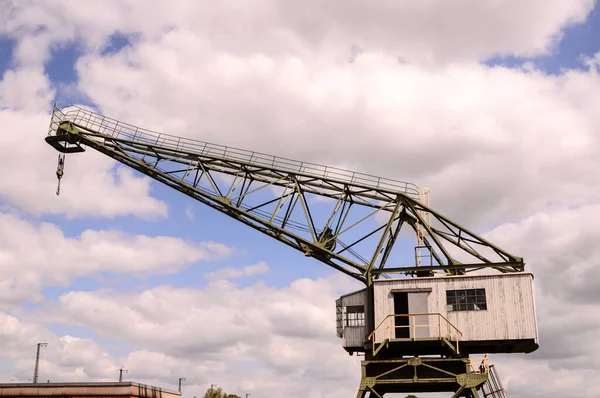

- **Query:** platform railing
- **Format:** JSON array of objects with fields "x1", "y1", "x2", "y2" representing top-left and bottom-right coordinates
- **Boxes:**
[
  {"x1": 368, "y1": 313, "x2": 462, "y2": 355},
  {"x1": 49, "y1": 105, "x2": 422, "y2": 199},
  {"x1": 468, "y1": 354, "x2": 489, "y2": 374}
]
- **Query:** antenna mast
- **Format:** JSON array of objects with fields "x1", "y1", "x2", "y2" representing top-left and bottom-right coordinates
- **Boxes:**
[
  {"x1": 118, "y1": 367, "x2": 128, "y2": 382},
  {"x1": 32, "y1": 342, "x2": 47, "y2": 383}
]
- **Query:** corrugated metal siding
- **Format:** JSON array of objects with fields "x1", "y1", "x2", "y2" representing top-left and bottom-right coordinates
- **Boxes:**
[
  {"x1": 373, "y1": 273, "x2": 538, "y2": 342},
  {"x1": 341, "y1": 289, "x2": 368, "y2": 347},
  {"x1": 342, "y1": 289, "x2": 367, "y2": 306},
  {"x1": 343, "y1": 326, "x2": 367, "y2": 347}
]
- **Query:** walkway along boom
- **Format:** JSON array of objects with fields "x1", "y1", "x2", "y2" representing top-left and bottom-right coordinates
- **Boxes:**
[{"x1": 45, "y1": 105, "x2": 537, "y2": 397}]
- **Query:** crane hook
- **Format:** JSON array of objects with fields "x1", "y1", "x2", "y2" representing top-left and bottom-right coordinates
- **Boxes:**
[{"x1": 56, "y1": 154, "x2": 65, "y2": 196}]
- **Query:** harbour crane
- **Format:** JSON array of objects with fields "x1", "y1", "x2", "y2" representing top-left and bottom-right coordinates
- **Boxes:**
[{"x1": 45, "y1": 105, "x2": 536, "y2": 397}]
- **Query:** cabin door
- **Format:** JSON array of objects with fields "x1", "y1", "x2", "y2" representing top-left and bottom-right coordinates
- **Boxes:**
[
  {"x1": 392, "y1": 292, "x2": 409, "y2": 338},
  {"x1": 408, "y1": 292, "x2": 430, "y2": 338},
  {"x1": 393, "y1": 291, "x2": 429, "y2": 339}
]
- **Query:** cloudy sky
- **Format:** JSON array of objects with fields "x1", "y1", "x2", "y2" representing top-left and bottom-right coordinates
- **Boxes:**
[{"x1": 1, "y1": 1, "x2": 600, "y2": 397}]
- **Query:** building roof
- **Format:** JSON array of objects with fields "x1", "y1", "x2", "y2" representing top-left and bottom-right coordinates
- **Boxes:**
[{"x1": 0, "y1": 382, "x2": 181, "y2": 398}]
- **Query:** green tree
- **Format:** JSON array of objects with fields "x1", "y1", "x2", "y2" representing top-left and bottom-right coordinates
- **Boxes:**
[
  {"x1": 405, "y1": 395, "x2": 419, "y2": 398},
  {"x1": 202, "y1": 386, "x2": 239, "y2": 398}
]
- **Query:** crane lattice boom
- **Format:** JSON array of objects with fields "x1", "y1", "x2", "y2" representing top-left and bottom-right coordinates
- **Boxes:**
[{"x1": 45, "y1": 105, "x2": 523, "y2": 284}]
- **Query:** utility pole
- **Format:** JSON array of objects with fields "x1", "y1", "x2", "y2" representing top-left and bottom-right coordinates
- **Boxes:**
[
  {"x1": 178, "y1": 377, "x2": 186, "y2": 393},
  {"x1": 118, "y1": 367, "x2": 128, "y2": 382},
  {"x1": 32, "y1": 343, "x2": 47, "y2": 383}
]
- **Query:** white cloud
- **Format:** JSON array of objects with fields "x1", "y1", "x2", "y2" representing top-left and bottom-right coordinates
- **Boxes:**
[
  {"x1": 1, "y1": 0, "x2": 598, "y2": 226},
  {"x1": 1, "y1": 0, "x2": 595, "y2": 66},
  {"x1": 0, "y1": 108, "x2": 169, "y2": 219},
  {"x1": 0, "y1": 1, "x2": 599, "y2": 396},
  {"x1": 0, "y1": 66, "x2": 53, "y2": 110},
  {"x1": 21, "y1": 273, "x2": 362, "y2": 397},
  {"x1": 0, "y1": 312, "x2": 227, "y2": 391},
  {"x1": 45, "y1": 276, "x2": 345, "y2": 352},
  {"x1": 72, "y1": 42, "x2": 600, "y2": 229},
  {"x1": 271, "y1": 0, "x2": 595, "y2": 64},
  {"x1": 485, "y1": 203, "x2": 600, "y2": 302},
  {"x1": 488, "y1": 355, "x2": 600, "y2": 398},
  {"x1": 0, "y1": 312, "x2": 116, "y2": 382},
  {"x1": 0, "y1": 13, "x2": 170, "y2": 221},
  {"x1": 204, "y1": 261, "x2": 269, "y2": 281},
  {"x1": 0, "y1": 212, "x2": 234, "y2": 305},
  {"x1": 478, "y1": 203, "x2": 600, "y2": 388},
  {"x1": 12, "y1": 267, "x2": 600, "y2": 398}
]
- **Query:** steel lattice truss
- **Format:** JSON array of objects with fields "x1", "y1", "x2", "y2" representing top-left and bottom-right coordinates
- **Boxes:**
[{"x1": 46, "y1": 105, "x2": 524, "y2": 284}]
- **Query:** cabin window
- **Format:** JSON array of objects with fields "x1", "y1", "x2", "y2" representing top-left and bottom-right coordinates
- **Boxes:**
[
  {"x1": 446, "y1": 289, "x2": 487, "y2": 311},
  {"x1": 346, "y1": 305, "x2": 366, "y2": 327}
]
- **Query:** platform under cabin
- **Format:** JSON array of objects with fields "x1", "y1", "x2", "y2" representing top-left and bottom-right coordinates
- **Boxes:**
[{"x1": 337, "y1": 272, "x2": 539, "y2": 357}]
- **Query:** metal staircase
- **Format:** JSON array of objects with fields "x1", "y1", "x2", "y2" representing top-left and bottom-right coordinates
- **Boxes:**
[{"x1": 480, "y1": 364, "x2": 508, "y2": 397}]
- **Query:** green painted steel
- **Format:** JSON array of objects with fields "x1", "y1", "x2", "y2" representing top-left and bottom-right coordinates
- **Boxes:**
[
  {"x1": 45, "y1": 104, "x2": 519, "y2": 397},
  {"x1": 355, "y1": 356, "x2": 489, "y2": 397},
  {"x1": 45, "y1": 105, "x2": 524, "y2": 285}
]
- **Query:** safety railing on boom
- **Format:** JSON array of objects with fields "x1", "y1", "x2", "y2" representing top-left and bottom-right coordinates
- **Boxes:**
[
  {"x1": 368, "y1": 313, "x2": 462, "y2": 355},
  {"x1": 48, "y1": 105, "x2": 422, "y2": 199}
]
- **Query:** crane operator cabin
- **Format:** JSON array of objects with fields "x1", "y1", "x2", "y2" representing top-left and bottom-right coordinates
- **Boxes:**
[{"x1": 337, "y1": 272, "x2": 538, "y2": 356}]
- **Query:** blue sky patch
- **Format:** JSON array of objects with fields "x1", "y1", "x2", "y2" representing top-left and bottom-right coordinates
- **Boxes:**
[
  {"x1": 45, "y1": 41, "x2": 81, "y2": 85},
  {"x1": 41, "y1": 276, "x2": 104, "y2": 300},
  {"x1": 0, "y1": 37, "x2": 15, "y2": 77},
  {"x1": 484, "y1": 6, "x2": 600, "y2": 74},
  {"x1": 46, "y1": 323, "x2": 141, "y2": 358},
  {"x1": 43, "y1": 41, "x2": 95, "y2": 106},
  {"x1": 101, "y1": 32, "x2": 133, "y2": 56}
]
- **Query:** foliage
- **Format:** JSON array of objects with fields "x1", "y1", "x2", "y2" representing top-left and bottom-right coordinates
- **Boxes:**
[
  {"x1": 405, "y1": 395, "x2": 419, "y2": 398},
  {"x1": 201, "y1": 386, "x2": 240, "y2": 398}
]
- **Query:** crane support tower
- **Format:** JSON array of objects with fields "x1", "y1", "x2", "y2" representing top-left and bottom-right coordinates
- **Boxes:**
[{"x1": 45, "y1": 105, "x2": 538, "y2": 397}]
